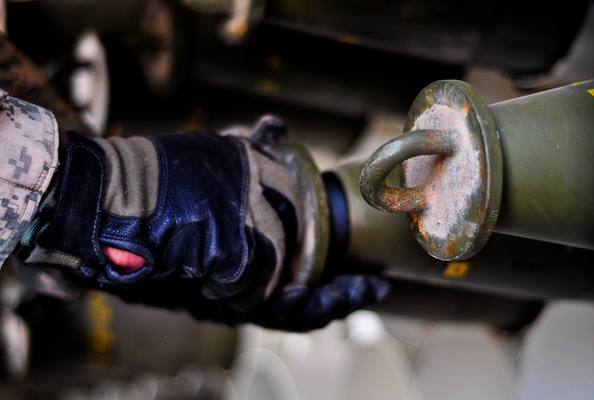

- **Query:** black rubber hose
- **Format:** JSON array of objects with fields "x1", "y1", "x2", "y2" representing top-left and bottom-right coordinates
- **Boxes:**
[{"x1": 321, "y1": 171, "x2": 350, "y2": 280}]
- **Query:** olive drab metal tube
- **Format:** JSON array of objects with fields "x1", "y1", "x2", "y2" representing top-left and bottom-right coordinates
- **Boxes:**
[
  {"x1": 360, "y1": 79, "x2": 594, "y2": 260},
  {"x1": 489, "y1": 81, "x2": 594, "y2": 250}
]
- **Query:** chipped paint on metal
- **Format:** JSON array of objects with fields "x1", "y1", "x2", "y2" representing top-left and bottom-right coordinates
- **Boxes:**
[{"x1": 404, "y1": 103, "x2": 482, "y2": 243}]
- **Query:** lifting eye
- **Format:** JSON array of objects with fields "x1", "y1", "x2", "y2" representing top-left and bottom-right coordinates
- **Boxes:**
[{"x1": 101, "y1": 246, "x2": 146, "y2": 272}]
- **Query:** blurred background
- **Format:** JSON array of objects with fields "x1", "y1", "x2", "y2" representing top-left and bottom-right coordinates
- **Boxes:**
[{"x1": 1, "y1": 0, "x2": 594, "y2": 399}]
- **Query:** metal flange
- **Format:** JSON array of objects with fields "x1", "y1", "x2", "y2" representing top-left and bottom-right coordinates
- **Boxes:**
[{"x1": 360, "y1": 80, "x2": 502, "y2": 260}]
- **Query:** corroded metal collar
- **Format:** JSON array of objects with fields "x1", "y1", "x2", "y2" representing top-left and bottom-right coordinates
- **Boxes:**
[{"x1": 360, "y1": 80, "x2": 502, "y2": 261}]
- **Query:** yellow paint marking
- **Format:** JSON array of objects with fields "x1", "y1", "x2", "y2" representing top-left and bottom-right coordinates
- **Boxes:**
[
  {"x1": 588, "y1": 88, "x2": 594, "y2": 97},
  {"x1": 570, "y1": 79, "x2": 593, "y2": 86},
  {"x1": 87, "y1": 291, "x2": 114, "y2": 363},
  {"x1": 443, "y1": 262, "x2": 470, "y2": 278}
]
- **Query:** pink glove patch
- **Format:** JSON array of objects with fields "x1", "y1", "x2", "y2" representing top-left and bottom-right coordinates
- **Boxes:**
[{"x1": 102, "y1": 246, "x2": 145, "y2": 272}]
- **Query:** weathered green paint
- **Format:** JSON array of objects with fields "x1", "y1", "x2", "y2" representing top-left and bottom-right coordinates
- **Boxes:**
[{"x1": 490, "y1": 80, "x2": 594, "y2": 250}]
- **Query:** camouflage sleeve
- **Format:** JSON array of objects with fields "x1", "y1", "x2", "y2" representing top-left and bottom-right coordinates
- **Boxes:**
[{"x1": 0, "y1": 88, "x2": 59, "y2": 266}]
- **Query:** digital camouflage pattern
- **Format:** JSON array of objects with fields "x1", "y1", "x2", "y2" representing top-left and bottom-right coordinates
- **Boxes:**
[{"x1": 0, "y1": 89, "x2": 59, "y2": 265}]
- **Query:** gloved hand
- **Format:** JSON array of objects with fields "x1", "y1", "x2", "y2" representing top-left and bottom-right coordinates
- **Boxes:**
[
  {"x1": 19, "y1": 116, "x2": 390, "y2": 331},
  {"x1": 107, "y1": 273, "x2": 390, "y2": 332}
]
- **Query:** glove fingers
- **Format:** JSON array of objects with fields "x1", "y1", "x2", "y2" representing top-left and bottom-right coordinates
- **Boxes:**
[
  {"x1": 261, "y1": 274, "x2": 391, "y2": 332},
  {"x1": 249, "y1": 115, "x2": 287, "y2": 147},
  {"x1": 219, "y1": 230, "x2": 281, "y2": 311},
  {"x1": 333, "y1": 274, "x2": 392, "y2": 310},
  {"x1": 302, "y1": 276, "x2": 386, "y2": 329},
  {"x1": 248, "y1": 283, "x2": 311, "y2": 327}
]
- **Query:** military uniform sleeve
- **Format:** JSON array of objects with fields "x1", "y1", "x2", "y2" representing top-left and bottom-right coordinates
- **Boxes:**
[{"x1": 0, "y1": 88, "x2": 59, "y2": 266}]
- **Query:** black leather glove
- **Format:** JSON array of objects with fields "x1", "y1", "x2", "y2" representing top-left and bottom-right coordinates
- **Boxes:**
[
  {"x1": 19, "y1": 116, "x2": 390, "y2": 331},
  {"x1": 98, "y1": 271, "x2": 389, "y2": 332}
]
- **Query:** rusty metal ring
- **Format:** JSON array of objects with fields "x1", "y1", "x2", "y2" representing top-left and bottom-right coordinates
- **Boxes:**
[{"x1": 360, "y1": 129, "x2": 457, "y2": 213}]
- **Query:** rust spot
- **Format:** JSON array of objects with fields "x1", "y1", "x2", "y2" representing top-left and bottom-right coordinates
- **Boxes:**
[
  {"x1": 403, "y1": 103, "x2": 482, "y2": 246},
  {"x1": 460, "y1": 100, "x2": 471, "y2": 116},
  {"x1": 381, "y1": 186, "x2": 426, "y2": 213},
  {"x1": 412, "y1": 217, "x2": 430, "y2": 242},
  {"x1": 444, "y1": 237, "x2": 459, "y2": 259}
]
